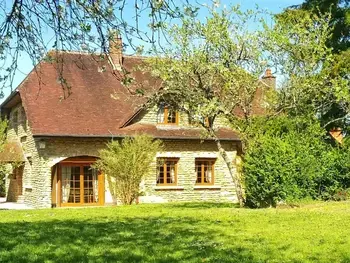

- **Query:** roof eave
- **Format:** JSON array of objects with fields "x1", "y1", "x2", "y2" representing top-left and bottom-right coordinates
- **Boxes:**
[
  {"x1": 0, "y1": 90, "x2": 20, "y2": 109},
  {"x1": 32, "y1": 133, "x2": 240, "y2": 141}
]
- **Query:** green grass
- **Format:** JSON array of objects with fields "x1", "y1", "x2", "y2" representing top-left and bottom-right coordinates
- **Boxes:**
[{"x1": 1, "y1": 202, "x2": 350, "y2": 263}]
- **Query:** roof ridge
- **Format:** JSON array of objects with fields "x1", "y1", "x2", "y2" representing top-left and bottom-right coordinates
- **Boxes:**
[{"x1": 46, "y1": 49, "x2": 151, "y2": 60}]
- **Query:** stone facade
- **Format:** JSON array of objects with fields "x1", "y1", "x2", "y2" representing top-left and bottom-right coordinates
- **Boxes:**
[
  {"x1": 133, "y1": 106, "x2": 230, "y2": 128},
  {"x1": 141, "y1": 140, "x2": 237, "y2": 203},
  {"x1": 5, "y1": 103, "x2": 239, "y2": 208}
]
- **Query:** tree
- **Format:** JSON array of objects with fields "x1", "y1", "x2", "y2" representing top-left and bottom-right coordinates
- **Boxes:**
[
  {"x1": 290, "y1": 0, "x2": 349, "y2": 53},
  {"x1": 242, "y1": 7, "x2": 350, "y2": 207},
  {"x1": 265, "y1": 9, "x2": 350, "y2": 128},
  {"x1": 0, "y1": 0, "x2": 198, "y2": 93},
  {"x1": 283, "y1": 1, "x2": 350, "y2": 130},
  {"x1": 142, "y1": 5, "x2": 272, "y2": 207},
  {"x1": 94, "y1": 134, "x2": 162, "y2": 205}
]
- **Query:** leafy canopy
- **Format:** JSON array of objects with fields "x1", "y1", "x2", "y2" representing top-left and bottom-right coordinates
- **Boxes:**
[
  {"x1": 266, "y1": 9, "x2": 350, "y2": 128},
  {"x1": 147, "y1": 5, "x2": 270, "y2": 126}
]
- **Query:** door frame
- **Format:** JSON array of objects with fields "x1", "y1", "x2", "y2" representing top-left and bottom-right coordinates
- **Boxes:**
[{"x1": 54, "y1": 157, "x2": 105, "y2": 207}]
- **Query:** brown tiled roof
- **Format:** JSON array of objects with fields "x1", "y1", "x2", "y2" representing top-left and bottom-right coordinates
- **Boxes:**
[
  {"x1": 1, "y1": 52, "x2": 240, "y2": 141},
  {"x1": 118, "y1": 123, "x2": 240, "y2": 141},
  {"x1": 0, "y1": 142, "x2": 25, "y2": 163},
  {"x1": 8, "y1": 52, "x2": 159, "y2": 136}
]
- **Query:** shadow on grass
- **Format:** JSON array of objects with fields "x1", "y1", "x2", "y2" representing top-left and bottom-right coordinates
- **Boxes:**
[
  {"x1": 162, "y1": 202, "x2": 240, "y2": 209},
  {"x1": 0, "y1": 213, "x2": 254, "y2": 263}
]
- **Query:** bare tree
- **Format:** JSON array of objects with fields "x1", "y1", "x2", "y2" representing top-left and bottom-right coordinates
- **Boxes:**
[{"x1": 0, "y1": 0, "x2": 197, "y2": 94}]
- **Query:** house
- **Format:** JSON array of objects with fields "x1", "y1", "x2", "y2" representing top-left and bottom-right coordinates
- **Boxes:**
[{"x1": 0, "y1": 36, "x2": 275, "y2": 208}]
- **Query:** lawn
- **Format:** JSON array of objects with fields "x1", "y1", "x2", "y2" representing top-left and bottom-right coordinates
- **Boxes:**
[{"x1": 1, "y1": 202, "x2": 350, "y2": 263}]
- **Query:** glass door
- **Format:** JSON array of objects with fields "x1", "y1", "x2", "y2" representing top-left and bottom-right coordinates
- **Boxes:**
[
  {"x1": 61, "y1": 166, "x2": 81, "y2": 204},
  {"x1": 59, "y1": 163, "x2": 102, "y2": 206},
  {"x1": 83, "y1": 166, "x2": 99, "y2": 204}
]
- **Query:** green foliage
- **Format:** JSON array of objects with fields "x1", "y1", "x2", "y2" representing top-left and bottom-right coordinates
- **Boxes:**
[
  {"x1": 269, "y1": 7, "x2": 350, "y2": 129},
  {"x1": 241, "y1": 2, "x2": 350, "y2": 208},
  {"x1": 94, "y1": 134, "x2": 162, "y2": 205},
  {"x1": 243, "y1": 116, "x2": 350, "y2": 208},
  {"x1": 146, "y1": 5, "x2": 269, "y2": 123},
  {"x1": 293, "y1": 0, "x2": 349, "y2": 53},
  {"x1": 0, "y1": 164, "x2": 14, "y2": 197}
]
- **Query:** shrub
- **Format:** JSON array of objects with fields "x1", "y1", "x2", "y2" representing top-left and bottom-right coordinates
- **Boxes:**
[
  {"x1": 242, "y1": 116, "x2": 350, "y2": 208},
  {"x1": 94, "y1": 134, "x2": 162, "y2": 205},
  {"x1": 0, "y1": 164, "x2": 16, "y2": 197}
]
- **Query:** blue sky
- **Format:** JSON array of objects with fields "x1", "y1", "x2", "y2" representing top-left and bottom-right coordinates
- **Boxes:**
[{"x1": 1, "y1": 0, "x2": 304, "y2": 101}]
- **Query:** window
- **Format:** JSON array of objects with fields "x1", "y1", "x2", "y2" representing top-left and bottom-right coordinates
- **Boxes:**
[
  {"x1": 12, "y1": 109, "x2": 18, "y2": 125},
  {"x1": 195, "y1": 159, "x2": 215, "y2": 185},
  {"x1": 156, "y1": 158, "x2": 178, "y2": 185},
  {"x1": 157, "y1": 105, "x2": 178, "y2": 124}
]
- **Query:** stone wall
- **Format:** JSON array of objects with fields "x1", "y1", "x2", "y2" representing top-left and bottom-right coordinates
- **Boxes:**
[
  {"x1": 31, "y1": 137, "x2": 108, "y2": 208},
  {"x1": 6, "y1": 103, "x2": 36, "y2": 204},
  {"x1": 140, "y1": 140, "x2": 238, "y2": 203},
  {"x1": 133, "y1": 107, "x2": 230, "y2": 128},
  {"x1": 7, "y1": 103, "x2": 59, "y2": 208},
  {"x1": 6, "y1": 102, "x2": 238, "y2": 208},
  {"x1": 40, "y1": 138, "x2": 238, "y2": 207}
]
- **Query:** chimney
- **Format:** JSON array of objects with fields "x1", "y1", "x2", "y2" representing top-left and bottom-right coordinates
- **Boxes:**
[
  {"x1": 262, "y1": 68, "x2": 276, "y2": 89},
  {"x1": 109, "y1": 30, "x2": 123, "y2": 70}
]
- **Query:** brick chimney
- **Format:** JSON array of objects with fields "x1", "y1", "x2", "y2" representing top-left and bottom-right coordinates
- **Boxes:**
[
  {"x1": 262, "y1": 68, "x2": 276, "y2": 88},
  {"x1": 109, "y1": 30, "x2": 123, "y2": 70}
]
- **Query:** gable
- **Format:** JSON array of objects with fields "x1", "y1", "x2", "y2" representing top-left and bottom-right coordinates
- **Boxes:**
[{"x1": 9, "y1": 53, "x2": 158, "y2": 136}]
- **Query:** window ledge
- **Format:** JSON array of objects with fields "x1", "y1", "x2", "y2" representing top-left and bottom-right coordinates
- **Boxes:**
[
  {"x1": 156, "y1": 125, "x2": 181, "y2": 130},
  {"x1": 194, "y1": 185, "x2": 221, "y2": 190},
  {"x1": 155, "y1": 186, "x2": 184, "y2": 190}
]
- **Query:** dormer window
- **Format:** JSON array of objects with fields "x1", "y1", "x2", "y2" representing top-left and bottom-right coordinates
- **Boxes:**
[{"x1": 157, "y1": 105, "x2": 178, "y2": 125}]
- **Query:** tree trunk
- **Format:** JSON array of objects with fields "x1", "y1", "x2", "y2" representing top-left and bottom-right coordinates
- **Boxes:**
[{"x1": 209, "y1": 128, "x2": 245, "y2": 207}]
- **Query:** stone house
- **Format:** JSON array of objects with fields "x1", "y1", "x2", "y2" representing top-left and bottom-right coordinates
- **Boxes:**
[{"x1": 0, "y1": 38, "x2": 274, "y2": 208}]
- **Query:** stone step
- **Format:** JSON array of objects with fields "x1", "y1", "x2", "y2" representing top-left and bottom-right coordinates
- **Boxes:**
[{"x1": 17, "y1": 195, "x2": 25, "y2": 204}]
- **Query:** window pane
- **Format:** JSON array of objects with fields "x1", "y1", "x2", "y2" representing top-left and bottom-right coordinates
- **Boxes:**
[
  {"x1": 204, "y1": 162, "x2": 212, "y2": 183},
  {"x1": 157, "y1": 106, "x2": 165, "y2": 123},
  {"x1": 83, "y1": 166, "x2": 99, "y2": 203},
  {"x1": 167, "y1": 109, "x2": 177, "y2": 123},
  {"x1": 195, "y1": 163, "x2": 202, "y2": 183},
  {"x1": 157, "y1": 163, "x2": 165, "y2": 184},
  {"x1": 62, "y1": 166, "x2": 80, "y2": 204}
]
